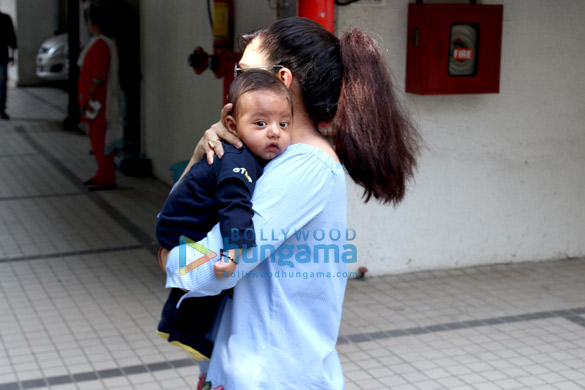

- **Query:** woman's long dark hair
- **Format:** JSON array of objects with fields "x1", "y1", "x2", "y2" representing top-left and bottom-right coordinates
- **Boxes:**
[
  {"x1": 88, "y1": 5, "x2": 115, "y2": 38},
  {"x1": 239, "y1": 18, "x2": 420, "y2": 205}
]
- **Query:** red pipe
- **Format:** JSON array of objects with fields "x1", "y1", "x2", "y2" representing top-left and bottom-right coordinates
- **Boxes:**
[
  {"x1": 190, "y1": 0, "x2": 336, "y2": 105},
  {"x1": 298, "y1": 0, "x2": 335, "y2": 32}
]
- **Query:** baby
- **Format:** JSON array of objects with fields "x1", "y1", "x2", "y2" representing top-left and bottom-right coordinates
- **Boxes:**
[{"x1": 155, "y1": 69, "x2": 292, "y2": 367}]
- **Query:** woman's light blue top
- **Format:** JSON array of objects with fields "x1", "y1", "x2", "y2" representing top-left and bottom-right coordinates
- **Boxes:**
[{"x1": 165, "y1": 143, "x2": 349, "y2": 389}]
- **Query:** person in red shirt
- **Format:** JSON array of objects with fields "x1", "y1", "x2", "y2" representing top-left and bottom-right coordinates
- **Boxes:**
[{"x1": 78, "y1": 5, "x2": 121, "y2": 191}]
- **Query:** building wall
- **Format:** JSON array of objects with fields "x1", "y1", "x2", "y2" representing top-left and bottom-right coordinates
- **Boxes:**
[
  {"x1": 12, "y1": 0, "x2": 55, "y2": 85},
  {"x1": 140, "y1": 0, "x2": 277, "y2": 182},
  {"x1": 141, "y1": 0, "x2": 585, "y2": 275},
  {"x1": 2, "y1": 0, "x2": 87, "y2": 87},
  {"x1": 338, "y1": 0, "x2": 585, "y2": 274}
]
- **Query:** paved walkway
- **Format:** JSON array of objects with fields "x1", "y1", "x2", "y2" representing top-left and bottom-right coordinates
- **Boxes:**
[{"x1": 0, "y1": 87, "x2": 584, "y2": 390}]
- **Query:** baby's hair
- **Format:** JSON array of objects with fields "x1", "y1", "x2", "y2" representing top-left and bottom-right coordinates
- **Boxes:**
[{"x1": 228, "y1": 70, "x2": 293, "y2": 118}]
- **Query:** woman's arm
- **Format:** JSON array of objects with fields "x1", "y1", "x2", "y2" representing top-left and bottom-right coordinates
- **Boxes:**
[
  {"x1": 176, "y1": 103, "x2": 242, "y2": 183},
  {"x1": 194, "y1": 103, "x2": 244, "y2": 161},
  {"x1": 165, "y1": 148, "x2": 335, "y2": 296}
]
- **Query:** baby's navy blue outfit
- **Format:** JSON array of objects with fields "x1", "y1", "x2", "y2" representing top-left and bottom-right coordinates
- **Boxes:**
[{"x1": 156, "y1": 142, "x2": 265, "y2": 360}]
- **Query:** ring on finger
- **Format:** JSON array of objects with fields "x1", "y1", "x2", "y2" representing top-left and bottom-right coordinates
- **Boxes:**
[{"x1": 208, "y1": 139, "x2": 220, "y2": 149}]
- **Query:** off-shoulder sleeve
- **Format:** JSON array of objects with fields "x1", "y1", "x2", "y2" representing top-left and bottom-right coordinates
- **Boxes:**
[{"x1": 165, "y1": 146, "x2": 336, "y2": 296}]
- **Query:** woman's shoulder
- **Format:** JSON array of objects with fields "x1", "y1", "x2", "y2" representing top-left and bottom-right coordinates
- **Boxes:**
[
  {"x1": 305, "y1": 136, "x2": 340, "y2": 163},
  {"x1": 266, "y1": 143, "x2": 343, "y2": 176}
]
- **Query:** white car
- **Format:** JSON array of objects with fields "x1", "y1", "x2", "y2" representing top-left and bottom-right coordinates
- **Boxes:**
[{"x1": 36, "y1": 34, "x2": 69, "y2": 81}]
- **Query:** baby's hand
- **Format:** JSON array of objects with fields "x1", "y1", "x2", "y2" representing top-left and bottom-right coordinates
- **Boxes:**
[{"x1": 214, "y1": 259, "x2": 236, "y2": 279}]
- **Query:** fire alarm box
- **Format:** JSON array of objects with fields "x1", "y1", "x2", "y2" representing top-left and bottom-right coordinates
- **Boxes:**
[{"x1": 405, "y1": 3, "x2": 503, "y2": 95}]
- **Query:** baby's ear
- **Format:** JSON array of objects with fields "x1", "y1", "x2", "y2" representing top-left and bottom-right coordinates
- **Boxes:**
[{"x1": 225, "y1": 115, "x2": 238, "y2": 136}]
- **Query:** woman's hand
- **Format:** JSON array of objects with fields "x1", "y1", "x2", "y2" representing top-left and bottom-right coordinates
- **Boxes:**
[
  {"x1": 193, "y1": 103, "x2": 243, "y2": 165},
  {"x1": 175, "y1": 104, "x2": 242, "y2": 184}
]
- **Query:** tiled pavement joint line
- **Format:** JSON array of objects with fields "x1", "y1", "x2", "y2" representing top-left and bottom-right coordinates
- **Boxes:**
[
  {"x1": 0, "y1": 152, "x2": 38, "y2": 159},
  {"x1": 0, "y1": 244, "x2": 155, "y2": 263},
  {"x1": 336, "y1": 306, "x2": 585, "y2": 344},
  {"x1": 18, "y1": 87, "x2": 68, "y2": 114},
  {"x1": 2, "y1": 307, "x2": 584, "y2": 390},
  {"x1": 0, "y1": 191, "x2": 83, "y2": 202},
  {"x1": 87, "y1": 189, "x2": 153, "y2": 246},
  {"x1": 562, "y1": 312, "x2": 585, "y2": 328},
  {"x1": 13, "y1": 126, "x2": 91, "y2": 192},
  {"x1": 14, "y1": 125, "x2": 153, "y2": 246},
  {"x1": 0, "y1": 358, "x2": 196, "y2": 390}
]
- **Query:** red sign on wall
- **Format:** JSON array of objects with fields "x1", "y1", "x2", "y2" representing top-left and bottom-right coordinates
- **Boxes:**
[
  {"x1": 453, "y1": 48, "x2": 474, "y2": 61},
  {"x1": 405, "y1": 3, "x2": 503, "y2": 94}
]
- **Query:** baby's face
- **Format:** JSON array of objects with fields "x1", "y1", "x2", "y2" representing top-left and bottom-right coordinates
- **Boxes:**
[{"x1": 235, "y1": 90, "x2": 292, "y2": 160}]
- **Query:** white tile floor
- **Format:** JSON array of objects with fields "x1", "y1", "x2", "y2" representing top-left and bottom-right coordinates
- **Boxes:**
[{"x1": 0, "y1": 87, "x2": 584, "y2": 389}]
